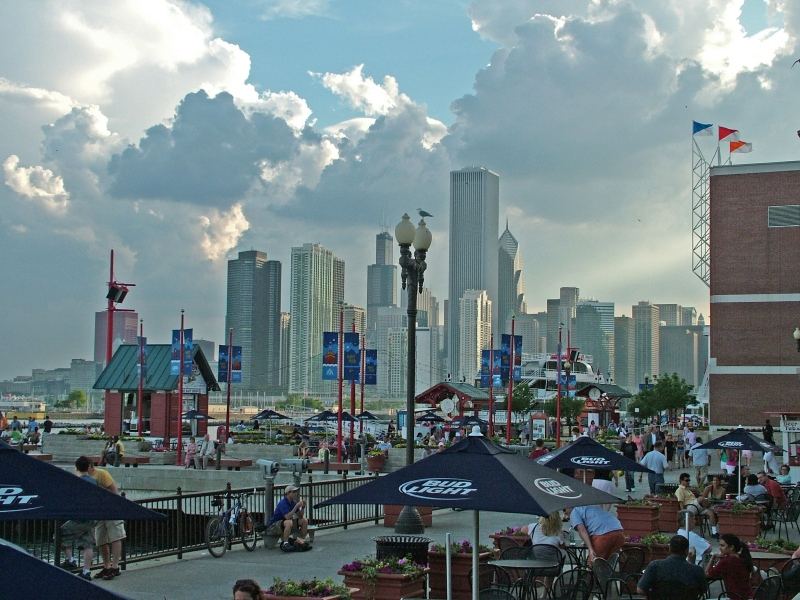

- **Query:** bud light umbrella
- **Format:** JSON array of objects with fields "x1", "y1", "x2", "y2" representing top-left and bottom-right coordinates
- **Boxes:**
[
  {"x1": 251, "y1": 409, "x2": 289, "y2": 421},
  {"x1": 535, "y1": 435, "x2": 653, "y2": 484},
  {"x1": 696, "y1": 427, "x2": 782, "y2": 496},
  {"x1": 449, "y1": 415, "x2": 487, "y2": 429},
  {"x1": 416, "y1": 411, "x2": 445, "y2": 424},
  {"x1": 0, "y1": 443, "x2": 165, "y2": 521},
  {"x1": 315, "y1": 429, "x2": 618, "y2": 600},
  {"x1": 0, "y1": 541, "x2": 131, "y2": 599},
  {"x1": 305, "y1": 410, "x2": 336, "y2": 422}
]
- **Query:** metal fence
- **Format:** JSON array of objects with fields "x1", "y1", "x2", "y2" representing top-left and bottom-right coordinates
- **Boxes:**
[{"x1": 1, "y1": 474, "x2": 382, "y2": 570}]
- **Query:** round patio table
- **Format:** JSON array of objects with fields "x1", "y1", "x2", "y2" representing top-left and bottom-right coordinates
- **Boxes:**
[{"x1": 490, "y1": 559, "x2": 561, "y2": 599}]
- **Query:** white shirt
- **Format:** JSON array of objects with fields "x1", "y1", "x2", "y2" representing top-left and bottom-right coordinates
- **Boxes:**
[
  {"x1": 528, "y1": 522, "x2": 563, "y2": 549},
  {"x1": 677, "y1": 528, "x2": 710, "y2": 564}
]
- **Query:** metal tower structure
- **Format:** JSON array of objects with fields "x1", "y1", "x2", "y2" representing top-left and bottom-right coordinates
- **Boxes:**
[{"x1": 691, "y1": 137, "x2": 711, "y2": 287}]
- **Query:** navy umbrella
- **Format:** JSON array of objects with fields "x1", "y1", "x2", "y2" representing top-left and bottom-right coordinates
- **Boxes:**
[
  {"x1": 355, "y1": 410, "x2": 379, "y2": 421},
  {"x1": 416, "y1": 411, "x2": 445, "y2": 424},
  {"x1": 0, "y1": 444, "x2": 165, "y2": 521},
  {"x1": 324, "y1": 411, "x2": 356, "y2": 423},
  {"x1": 316, "y1": 431, "x2": 618, "y2": 600},
  {"x1": 251, "y1": 409, "x2": 289, "y2": 421},
  {"x1": 449, "y1": 415, "x2": 486, "y2": 428},
  {"x1": 536, "y1": 436, "x2": 653, "y2": 479},
  {"x1": 0, "y1": 542, "x2": 131, "y2": 599},
  {"x1": 182, "y1": 409, "x2": 208, "y2": 420},
  {"x1": 696, "y1": 427, "x2": 782, "y2": 495},
  {"x1": 305, "y1": 410, "x2": 336, "y2": 422}
]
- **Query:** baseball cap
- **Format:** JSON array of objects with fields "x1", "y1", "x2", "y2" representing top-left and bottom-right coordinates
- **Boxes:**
[{"x1": 286, "y1": 485, "x2": 300, "y2": 493}]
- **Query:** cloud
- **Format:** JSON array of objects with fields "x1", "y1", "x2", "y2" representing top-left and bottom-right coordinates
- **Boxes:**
[
  {"x1": 3, "y1": 155, "x2": 69, "y2": 213},
  {"x1": 199, "y1": 202, "x2": 250, "y2": 260},
  {"x1": 259, "y1": 0, "x2": 329, "y2": 20},
  {"x1": 0, "y1": 78, "x2": 77, "y2": 114},
  {"x1": 314, "y1": 64, "x2": 408, "y2": 116},
  {"x1": 108, "y1": 90, "x2": 297, "y2": 205}
]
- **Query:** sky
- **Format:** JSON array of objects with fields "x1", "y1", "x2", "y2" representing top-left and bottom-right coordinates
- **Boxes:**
[{"x1": 1, "y1": 0, "x2": 798, "y2": 380}]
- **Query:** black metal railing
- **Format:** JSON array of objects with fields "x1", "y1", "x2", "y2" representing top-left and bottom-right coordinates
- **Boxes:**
[{"x1": 4, "y1": 475, "x2": 383, "y2": 570}]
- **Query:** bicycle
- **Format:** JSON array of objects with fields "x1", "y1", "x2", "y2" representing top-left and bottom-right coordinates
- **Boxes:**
[{"x1": 205, "y1": 490, "x2": 258, "y2": 558}]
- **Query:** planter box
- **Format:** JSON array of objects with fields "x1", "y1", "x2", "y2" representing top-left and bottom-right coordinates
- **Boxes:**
[
  {"x1": 366, "y1": 456, "x2": 386, "y2": 473},
  {"x1": 338, "y1": 571, "x2": 424, "y2": 600},
  {"x1": 428, "y1": 551, "x2": 493, "y2": 600},
  {"x1": 750, "y1": 551, "x2": 792, "y2": 573},
  {"x1": 622, "y1": 542, "x2": 670, "y2": 564},
  {"x1": 489, "y1": 533, "x2": 531, "y2": 552},
  {"x1": 616, "y1": 504, "x2": 659, "y2": 537},
  {"x1": 716, "y1": 508, "x2": 762, "y2": 542},
  {"x1": 646, "y1": 496, "x2": 681, "y2": 532},
  {"x1": 383, "y1": 505, "x2": 432, "y2": 528}
]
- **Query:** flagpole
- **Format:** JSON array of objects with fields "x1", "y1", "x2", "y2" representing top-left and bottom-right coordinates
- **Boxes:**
[
  {"x1": 137, "y1": 319, "x2": 144, "y2": 437},
  {"x1": 176, "y1": 309, "x2": 184, "y2": 467},
  {"x1": 337, "y1": 307, "x2": 344, "y2": 463},
  {"x1": 506, "y1": 316, "x2": 515, "y2": 444},
  {"x1": 359, "y1": 335, "x2": 365, "y2": 437},
  {"x1": 349, "y1": 319, "x2": 356, "y2": 453},
  {"x1": 488, "y1": 333, "x2": 494, "y2": 437},
  {"x1": 225, "y1": 328, "x2": 233, "y2": 436},
  {"x1": 556, "y1": 324, "x2": 563, "y2": 448}
]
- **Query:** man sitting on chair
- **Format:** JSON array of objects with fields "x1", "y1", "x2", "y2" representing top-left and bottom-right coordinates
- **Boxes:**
[
  {"x1": 637, "y1": 535, "x2": 706, "y2": 597},
  {"x1": 267, "y1": 485, "x2": 310, "y2": 552}
]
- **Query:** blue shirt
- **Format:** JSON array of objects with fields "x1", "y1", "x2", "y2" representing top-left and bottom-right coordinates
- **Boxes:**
[
  {"x1": 641, "y1": 450, "x2": 668, "y2": 474},
  {"x1": 569, "y1": 505, "x2": 622, "y2": 536},
  {"x1": 269, "y1": 496, "x2": 297, "y2": 526}
]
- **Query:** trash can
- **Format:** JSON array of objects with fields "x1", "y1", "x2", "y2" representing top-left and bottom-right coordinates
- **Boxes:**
[{"x1": 374, "y1": 535, "x2": 432, "y2": 565}]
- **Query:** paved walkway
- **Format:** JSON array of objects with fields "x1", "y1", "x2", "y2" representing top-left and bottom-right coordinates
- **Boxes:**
[{"x1": 95, "y1": 463, "x2": 799, "y2": 599}]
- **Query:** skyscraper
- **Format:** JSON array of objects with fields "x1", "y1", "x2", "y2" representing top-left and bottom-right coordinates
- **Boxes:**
[
  {"x1": 614, "y1": 316, "x2": 635, "y2": 392},
  {"x1": 559, "y1": 287, "x2": 579, "y2": 341},
  {"x1": 633, "y1": 301, "x2": 660, "y2": 385},
  {"x1": 366, "y1": 231, "x2": 397, "y2": 345},
  {"x1": 659, "y1": 326, "x2": 699, "y2": 388},
  {"x1": 448, "y1": 167, "x2": 499, "y2": 376},
  {"x1": 288, "y1": 243, "x2": 344, "y2": 396},
  {"x1": 225, "y1": 250, "x2": 269, "y2": 390},
  {"x1": 575, "y1": 301, "x2": 615, "y2": 378},
  {"x1": 94, "y1": 310, "x2": 138, "y2": 365},
  {"x1": 375, "y1": 305, "x2": 406, "y2": 398},
  {"x1": 279, "y1": 312, "x2": 290, "y2": 391},
  {"x1": 546, "y1": 298, "x2": 560, "y2": 352},
  {"x1": 264, "y1": 260, "x2": 282, "y2": 392},
  {"x1": 497, "y1": 222, "x2": 526, "y2": 332},
  {"x1": 342, "y1": 304, "x2": 367, "y2": 336},
  {"x1": 512, "y1": 313, "x2": 541, "y2": 356},
  {"x1": 458, "y1": 289, "x2": 492, "y2": 383}
]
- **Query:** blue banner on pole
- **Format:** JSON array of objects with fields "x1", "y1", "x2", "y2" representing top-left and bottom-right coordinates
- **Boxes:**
[
  {"x1": 136, "y1": 336, "x2": 148, "y2": 378},
  {"x1": 231, "y1": 345, "x2": 242, "y2": 383},
  {"x1": 480, "y1": 350, "x2": 490, "y2": 387},
  {"x1": 364, "y1": 349, "x2": 377, "y2": 385},
  {"x1": 343, "y1": 332, "x2": 360, "y2": 381},
  {"x1": 170, "y1": 329, "x2": 180, "y2": 375},
  {"x1": 218, "y1": 345, "x2": 228, "y2": 383},
  {"x1": 322, "y1": 332, "x2": 338, "y2": 380},
  {"x1": 513, "y1": 335, "x2": 522, "y2": 382},
  {"x1": 183, "y1": 329, "x2": 193, "y2": 375}
]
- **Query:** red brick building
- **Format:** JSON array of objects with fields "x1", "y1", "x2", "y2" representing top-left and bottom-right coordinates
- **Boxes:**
[{"x1": 709, "y1": 161, "x2": 800, "y2": 426}]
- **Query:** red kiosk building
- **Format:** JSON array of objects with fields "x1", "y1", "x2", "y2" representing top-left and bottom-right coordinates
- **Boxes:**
[{"x1": 94, "y1": 344, "x2": 219, "y2": 438}]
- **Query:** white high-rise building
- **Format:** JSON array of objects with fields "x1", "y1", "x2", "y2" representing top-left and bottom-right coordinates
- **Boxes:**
[
  {"x1": 448, "y1": 167, "x2": 499, "y2": 376},
  {"x1": 288, "y1": 243, "x2": 345, "y2": 396},
  {"x1": 498, "y1": 222, "x2": 526, "y2": 332},
  {"x1": 458, "y1": 290, "x2": 492, "y2": 383},
  {"x1": 633, "y1": 301, "x2": 660, "y2": 385},
  {"x1": 387, "y1": 326, "x2": 408, "y2": 398},
  {"x1": 375, "y1": 306, "x2": 406, "y2": 398}
]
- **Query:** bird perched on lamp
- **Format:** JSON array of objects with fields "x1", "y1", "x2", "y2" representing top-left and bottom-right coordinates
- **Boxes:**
[{"x1": 417, "y1": 208, "x2": 433, "y2": 218}]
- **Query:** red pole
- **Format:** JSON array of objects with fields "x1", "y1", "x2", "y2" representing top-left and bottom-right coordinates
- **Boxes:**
[
  {"x1": 106, "y1": 249, "x2": 115, "y2": 365},
  {"x1": 337, "y1": 308, "x2": 343, "y2": 462},
  {"x1": 556, "y1": 325, "x2": 563, "y2": 448},
  {"x1": 488, "y1": 333, "x2": 494, "y2": 437},
  {"x1": 349, "y1": 320, "x2": 356, "y2": 450},
  {"x1": 225, "y1": 328, "x2": 233, "y2": 435},
  {"x1": 176, "y1": 310, "x2": 184, "y2": 466},
  {"x1": 137, "y1": 319, "x2": 144, "y2": 437},
  {"x1": 359, "y1": 339, "x2": 365, "y2": 437},
  {"x1": 506, "y1": 316, "x2": 515, "y2": 444}
]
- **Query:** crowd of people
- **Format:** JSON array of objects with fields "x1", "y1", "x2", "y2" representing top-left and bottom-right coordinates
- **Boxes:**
[{"x1": 0, "y1": 412, "x2": 53, "y2": 446}]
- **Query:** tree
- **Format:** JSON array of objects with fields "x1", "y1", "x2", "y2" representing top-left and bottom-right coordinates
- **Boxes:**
[
  {"x1": 511, "y1": 381, "x2": 534, "y2": 417},
  {"x1": 67, "y1": 390, "x2": 87, "y2": 408},
  {"x1": 541, "y1": 397, "x2": 586, "y2": 428},
  {"x1": 630, "y1": 373, "x2": 696, "y2": 421}
]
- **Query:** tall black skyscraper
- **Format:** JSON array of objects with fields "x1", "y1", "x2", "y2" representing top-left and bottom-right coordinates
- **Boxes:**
[
  {"x1": 264, "y1": 260, "x2": 282, "y2": 392},
  {"x1": 366, "y1": 231, "x2": 397, "y2": 346}
]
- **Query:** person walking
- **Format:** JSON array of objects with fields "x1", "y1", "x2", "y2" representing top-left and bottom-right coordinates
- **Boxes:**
[
  {"x1": 762, "y1": 419, "x2": 775, "y2": 445},
  {"x1": 87, "y1": 459, "x2": 126, "y2": 580},
  {"x1": 640, "y1": 441, "x2": 668, "y2": 494},
  {"x1": 620, "y1": 433, "x2": 638, "y2": 492}
]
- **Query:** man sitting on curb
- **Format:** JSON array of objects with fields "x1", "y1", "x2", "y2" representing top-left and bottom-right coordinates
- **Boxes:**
[{"x1": 267, "y1": 485, "x2": 311, "y2": 552}]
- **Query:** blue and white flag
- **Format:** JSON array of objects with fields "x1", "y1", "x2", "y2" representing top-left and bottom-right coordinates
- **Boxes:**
[{"x1": 692, "y1": 121, "x2": 713, "y2": 136}]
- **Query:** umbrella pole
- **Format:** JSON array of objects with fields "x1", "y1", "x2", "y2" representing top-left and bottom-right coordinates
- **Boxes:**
[
  {"x1": 446, "y1": 532, "x2": 452, "y2": 600},
  {"x1": 738, "y1": 451, "x2": 742, "y2": 497},
  {"x1": 472, "y1": 511, "x2": 479, "y2": 600}
]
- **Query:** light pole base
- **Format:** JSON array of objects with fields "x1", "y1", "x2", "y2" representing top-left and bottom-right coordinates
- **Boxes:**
[{"x1": 394, "y1": 505, "x2": 425, "y2": 534}]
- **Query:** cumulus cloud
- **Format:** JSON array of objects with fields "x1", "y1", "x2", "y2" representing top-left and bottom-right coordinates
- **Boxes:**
[
  {"x1": 259, "y1": 0, "x2": 329, "y2": 20},
  {"x1": 199, "y1": 202, "x2": 250, "y2": 260},
  {"x1": 0, "y1": 78, "x2": 77, "y2": 114},
  {"x1": 3, "y1": 155, "x2": 69, "y2": 213}
]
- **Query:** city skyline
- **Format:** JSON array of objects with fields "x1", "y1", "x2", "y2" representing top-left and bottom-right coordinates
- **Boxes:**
[{"x1": 2, "y1": 1, "x2": 792, "y2": 379}]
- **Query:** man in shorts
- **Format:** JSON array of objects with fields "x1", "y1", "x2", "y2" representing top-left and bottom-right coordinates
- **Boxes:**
[
  {"x1": 58, "y1": 456, "x2": 97, "y2": 580},
  {"x1": 88, "y1": 459, "x2": 126, "y2": 580},
  {"x1": 267, "y1": 485, "x2": 310, "y2": 552}
]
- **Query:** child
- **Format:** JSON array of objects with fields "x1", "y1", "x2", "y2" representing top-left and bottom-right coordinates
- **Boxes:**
[{"x1": 184, "y1": 436, "x2": 197, "y2": 468}]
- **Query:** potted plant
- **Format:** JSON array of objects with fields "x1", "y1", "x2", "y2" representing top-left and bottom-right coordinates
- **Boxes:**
[
  {"x1": 616, "y1": 500, "x2": 660, "y2": 537},
  {"x1": 645, "y1": 493, "x2": 681, "y2": 532},
  {"x1": 338, "y1": 556, "x2": 426, "y2": 600},
  {"x1": 715, "y1": 501, "x2": 762, "y2": 542},
  {"x1": 623, "y1": 533, "x2": 671, "y2": 562},
  {"x1": 366, "y1": 449, "x2": 386, "y2": 473},
  {"x1": 428, "y1": 540, "x2": 494, "y2": 600},
  {"x1": 264, "y1": 578, "x2": 354, "y2": 600},
  {"x1": 489, "y1": 525, "x2": 531, "y2": 551},
  {"x1": 747, "y1": 537, "x2": 797, "y2": 571}
]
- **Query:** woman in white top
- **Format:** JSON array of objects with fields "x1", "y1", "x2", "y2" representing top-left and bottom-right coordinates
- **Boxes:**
[{"x1": 528, "y1": 512, "x2": 564, "y2": 548}]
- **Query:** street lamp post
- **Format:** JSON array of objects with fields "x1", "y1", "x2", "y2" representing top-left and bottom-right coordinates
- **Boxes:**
[{"x1": 394, "y1": 213, "x2": 431, "y2": 534}]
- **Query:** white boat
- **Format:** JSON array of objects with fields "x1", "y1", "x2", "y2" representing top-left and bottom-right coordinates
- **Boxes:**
[{"x1": 520, "y1": 353, "x2": 597, "y2": 401}]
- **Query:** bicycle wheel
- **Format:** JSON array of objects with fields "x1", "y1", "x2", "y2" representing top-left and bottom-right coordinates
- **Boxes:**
[
  {"x1": 206, "y1": 516, "x2": 228, "y2": 558},
  {"x1": 240, "y1": 510, "x2": 257, "y2": 551}
]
